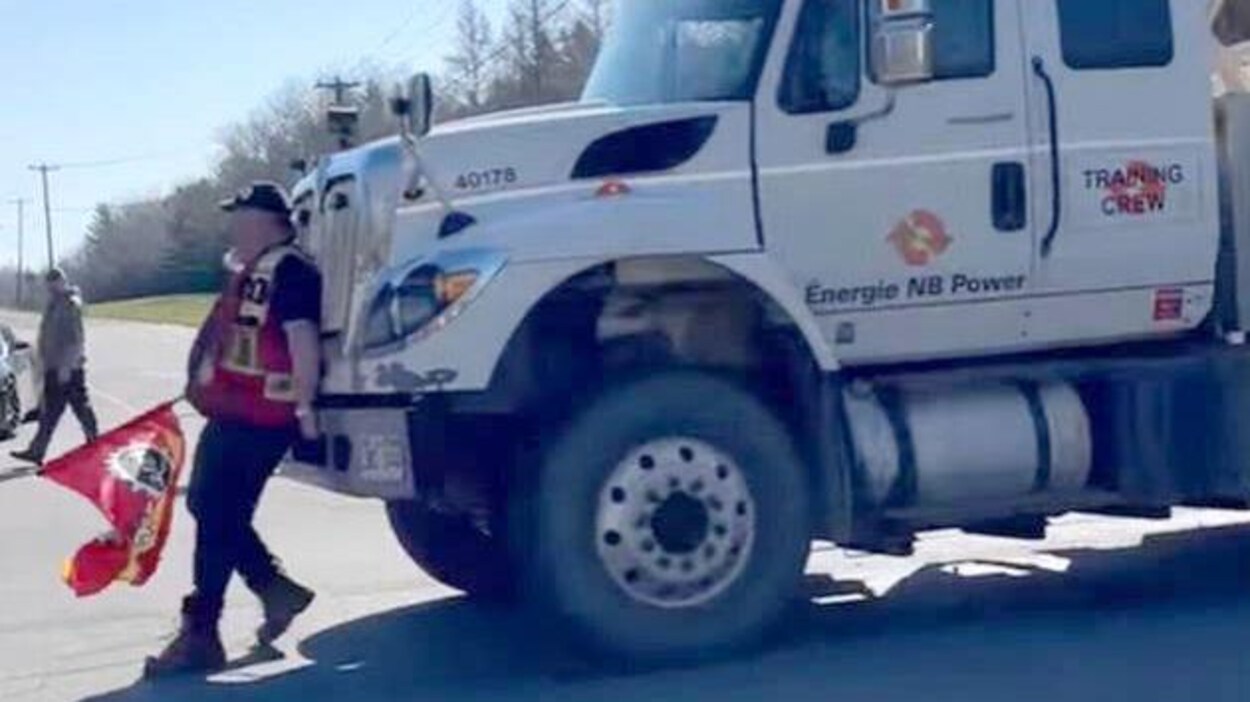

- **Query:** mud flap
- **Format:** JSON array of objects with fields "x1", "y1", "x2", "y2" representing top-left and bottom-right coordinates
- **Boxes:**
[{"x1": 1093, "y1": 348, "x2": 1250, "y2": 503}]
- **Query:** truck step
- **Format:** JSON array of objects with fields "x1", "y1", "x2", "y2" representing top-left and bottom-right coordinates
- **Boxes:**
[
  {"x1": 880, "y1": 490, "x2": 1123, "y2": 531},
  {"x1": 1082, "y1": 505, "x2": 1173, "y2": 520},
  {"x1": 962, "y1": 516, "x2": 1048, "y2": 541}
]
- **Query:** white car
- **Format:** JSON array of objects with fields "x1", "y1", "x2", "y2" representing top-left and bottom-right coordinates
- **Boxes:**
[{"x1": 0, "y1": 324, "x2": 40, "y2": 439}]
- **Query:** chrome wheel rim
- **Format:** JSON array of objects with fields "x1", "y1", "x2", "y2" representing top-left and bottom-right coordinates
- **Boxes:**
[{"x1": 595, "y1": 437, "x2": 755, "y2": 609}]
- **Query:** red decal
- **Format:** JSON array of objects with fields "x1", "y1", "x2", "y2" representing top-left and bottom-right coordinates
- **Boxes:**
[{"x1": 888, "y1": 210, "x2": 953, "y2": 267}]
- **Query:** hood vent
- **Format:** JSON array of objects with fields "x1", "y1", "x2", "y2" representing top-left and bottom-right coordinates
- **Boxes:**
[{"x1": 571, "y1": 116, "x2": 718, "y2": 180}]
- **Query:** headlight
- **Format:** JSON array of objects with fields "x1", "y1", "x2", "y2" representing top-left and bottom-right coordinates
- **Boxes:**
[{"x1": 360, "y1": 250, "x2": 505, "y2": 352}]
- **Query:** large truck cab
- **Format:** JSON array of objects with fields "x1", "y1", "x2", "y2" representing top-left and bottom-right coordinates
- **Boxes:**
[{"x1": 284, "y1": 0, "x2": 1250, "y2": 665}]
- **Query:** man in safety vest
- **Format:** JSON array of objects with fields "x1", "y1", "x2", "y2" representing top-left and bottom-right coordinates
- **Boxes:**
[{"x1": 144, "y1": 182, "x2": 323, "y2": 678}]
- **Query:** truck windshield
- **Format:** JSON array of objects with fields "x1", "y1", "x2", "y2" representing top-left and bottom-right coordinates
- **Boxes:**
[{"x1": 582, "y1": 0, "x2": 784, "y2": 106}]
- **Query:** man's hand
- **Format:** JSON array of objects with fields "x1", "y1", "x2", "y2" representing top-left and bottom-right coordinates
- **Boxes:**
[
  {"x1": 295, "y1": 404, "x2": 319, "y2": 442},
  {"x1": 56, "y1": 367, "x2": 73, "y2": 386}
]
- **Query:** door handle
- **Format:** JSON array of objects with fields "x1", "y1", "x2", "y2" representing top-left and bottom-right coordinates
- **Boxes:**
[
  {"x1": 1032, "y1": 57, "x2": 1063, "y2": 257},
  {"x1": 992, "y1": 162, "x2": 1027, "y2": 232}
]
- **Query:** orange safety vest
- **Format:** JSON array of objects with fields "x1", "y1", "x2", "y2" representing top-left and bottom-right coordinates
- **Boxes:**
[{"x1": 188, "y1": 245, "x2": 306, "y2": 428}]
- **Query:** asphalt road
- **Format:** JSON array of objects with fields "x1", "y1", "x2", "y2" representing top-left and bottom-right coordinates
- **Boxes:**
[{"x1": 2, "y1": 313, "x2": 1250, "y2": 701}]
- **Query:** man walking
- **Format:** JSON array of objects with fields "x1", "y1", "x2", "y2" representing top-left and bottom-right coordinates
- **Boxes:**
[
  {"x1": 144, "y1": 182, "x2": 323, "y2": 678},
  {"x1": 12, "y1": 268, "x2": 99, "y2": 464}
]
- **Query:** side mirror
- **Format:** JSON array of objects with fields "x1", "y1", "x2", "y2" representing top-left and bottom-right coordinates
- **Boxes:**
[
  {"x1": 870, "y1": 0, "x2": 935, "y2": 86},
  {"x1": 393, "y1": 73, "x2": 435, "y2": 138}
]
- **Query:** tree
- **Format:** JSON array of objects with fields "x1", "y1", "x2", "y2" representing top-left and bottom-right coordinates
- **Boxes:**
[
  {"x1": 500, "y1": 0, "x2": 563, "y2": 106},
  {"x1": 444, "y1": 0, "x2": 495, "y2": 115}
]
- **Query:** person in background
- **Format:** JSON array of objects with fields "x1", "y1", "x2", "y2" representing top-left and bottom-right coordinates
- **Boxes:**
[
  {"x1": 143, "y1": 182, "x2": 323, "y2": 679},
  {"x1": 11, "y1": 268, "x2": 99, "y2": 465}
]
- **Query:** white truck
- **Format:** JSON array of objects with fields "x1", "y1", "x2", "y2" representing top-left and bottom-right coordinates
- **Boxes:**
[{"x1": 283, "y1": 0, "x2": 1250, "y2": 663}]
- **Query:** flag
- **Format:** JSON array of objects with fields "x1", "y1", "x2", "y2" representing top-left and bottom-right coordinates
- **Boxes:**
[{"x1": 40, "y1": 402, "x2": 187, "y2": 597}]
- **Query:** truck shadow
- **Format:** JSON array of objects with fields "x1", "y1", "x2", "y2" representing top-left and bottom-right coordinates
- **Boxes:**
[{"x1": 84, "y1": 523, "x2": 1250, "y2": 702}]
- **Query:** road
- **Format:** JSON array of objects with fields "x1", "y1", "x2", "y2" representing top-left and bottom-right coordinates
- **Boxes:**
[{"x1": 1, "y1": 313, "x2": 1250, "y2": 701}]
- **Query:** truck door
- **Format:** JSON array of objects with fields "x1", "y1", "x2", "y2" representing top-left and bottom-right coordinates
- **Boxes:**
[
  {"x1": 755, "y1": 0, "x2": 1035, "y2": 364},
  {"x1": 1017, "y1": 0, "x2": 1220, "y2": 346}
]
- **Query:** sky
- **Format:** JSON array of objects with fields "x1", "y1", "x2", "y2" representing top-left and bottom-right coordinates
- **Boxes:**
[{"x1": 0, "y1": 0, "x2": 512, "y2": 270}]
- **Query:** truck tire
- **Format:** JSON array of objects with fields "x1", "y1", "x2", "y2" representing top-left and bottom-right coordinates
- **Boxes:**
[
  {"x1": 385, "y1": 501, "x2": 513, "y2": 601},
  {"x1": 512, "y1": 371, "x2": 811, "y2": 664}
]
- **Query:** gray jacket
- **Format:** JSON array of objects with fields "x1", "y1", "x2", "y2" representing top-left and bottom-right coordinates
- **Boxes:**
[{"x1": 38, "y1": 287, "x2": 86, "y2": 373}]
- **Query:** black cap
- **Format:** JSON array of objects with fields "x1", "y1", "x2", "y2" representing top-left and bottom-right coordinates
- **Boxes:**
[
  {"x1": 220, "y1": 181, "x2": 291, "y2": 217},
  {"x1": 45, "y1": 267, "x2": 66, "y2": 283}
]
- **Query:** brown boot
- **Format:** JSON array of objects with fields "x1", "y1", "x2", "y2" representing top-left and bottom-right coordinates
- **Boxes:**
[
  {"x1": 142, "y1": 598, "x2": 226, "y2": 680},
  {"x1": 256, "y1": 574, "x2": 315, "y2": 646}
]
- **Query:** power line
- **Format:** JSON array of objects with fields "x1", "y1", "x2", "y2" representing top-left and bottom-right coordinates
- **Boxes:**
[
  {"x1": 374, "y1": 4, "x2": 426, "y2": 54},
  {"x1": 375, "y1": 0, "x2": 465, "y2": 59},
  {"x1": 40, "y1": 151, "x2": 185, "y2": 172},
  {"x1": 400, "y1": 2, "x2": 460, "y2": 58}
]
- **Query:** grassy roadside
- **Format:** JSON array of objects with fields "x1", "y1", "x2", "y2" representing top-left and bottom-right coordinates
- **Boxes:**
[{"x1": 88, "y1": 294, "x2": 215, "y2": 328}]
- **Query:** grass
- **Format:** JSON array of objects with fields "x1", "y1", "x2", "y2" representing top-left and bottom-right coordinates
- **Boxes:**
[{"x1": 88, "y1": 294, "x2": 215, "y2": 328}]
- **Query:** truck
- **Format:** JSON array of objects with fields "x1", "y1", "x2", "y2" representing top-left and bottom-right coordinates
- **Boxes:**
[{"x1": 282, "y1": 0, "x2": 1250, "y2": 664}]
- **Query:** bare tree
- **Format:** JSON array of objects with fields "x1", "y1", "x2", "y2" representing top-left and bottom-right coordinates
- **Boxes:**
[
  {"x1": 579, "y1": 0, "x2": 611, "y2": 42},
  {"x1": 500, "y1": 0, "x2": 562, "y2": 104},
  {"x1": 444, "y1": 0, "x2": 495, "y2": 114}
]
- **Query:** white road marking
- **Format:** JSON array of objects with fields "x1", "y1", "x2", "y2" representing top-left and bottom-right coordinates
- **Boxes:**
[{"x1": 87, "y1": 383, "x2": 138, "y2": 414}]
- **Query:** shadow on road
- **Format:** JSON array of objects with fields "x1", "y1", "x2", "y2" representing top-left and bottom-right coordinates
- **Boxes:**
[
  {"x1": 0, "y1": 466, "x2": 38, "y2": 485},
  {"x1": 84, "y1": 524, "x2": 1250, "y2": 702}
]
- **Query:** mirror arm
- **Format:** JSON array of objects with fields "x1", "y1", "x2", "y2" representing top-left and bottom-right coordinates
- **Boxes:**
[
  {"x1": 847, "y1": 89, "x2": 896, "y2": 127},
  {"x1": 401, "y1": 133, "x2": 457, "y2": 217}
]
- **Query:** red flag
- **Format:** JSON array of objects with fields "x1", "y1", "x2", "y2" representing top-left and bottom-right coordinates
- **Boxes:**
[{"x1": 40, "y1": 402, "x2": 187, "y2": 597}]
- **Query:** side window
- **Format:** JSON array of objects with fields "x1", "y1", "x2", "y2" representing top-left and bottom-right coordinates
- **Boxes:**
[
  {"x1": 931, "y1": 0, "x2": 995, "y2": 80},
  {"x1": 1056, "y1": 0, "x2": 1173, "y2": 70},
  {"x1": 779, "y1": 0, "x2": 861, "y2": 114}
]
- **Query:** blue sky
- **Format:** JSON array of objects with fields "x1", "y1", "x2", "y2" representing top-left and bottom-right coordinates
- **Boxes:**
[{"x1": 0, "y1": 0, "x2": 511, "y2": 269}]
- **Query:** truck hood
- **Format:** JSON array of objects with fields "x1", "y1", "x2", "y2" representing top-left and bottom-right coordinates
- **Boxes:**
[
  {"x1": 390, "y1": 100, "x2": 756, "y2": 263},
  {"x1": 304, "y1": 99, "x2": 758, "y2": 355}
]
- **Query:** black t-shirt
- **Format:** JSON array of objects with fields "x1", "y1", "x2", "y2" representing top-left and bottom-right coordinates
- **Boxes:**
[{"x1": 270, "y1": 254, "x2": 322, "y2": 326}]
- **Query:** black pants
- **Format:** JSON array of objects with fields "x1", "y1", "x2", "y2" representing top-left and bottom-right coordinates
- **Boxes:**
[
  {"x1": 186, "y1": 420, "x2": 295, "y2": 624},
  {"x1": 28, "y1": 369, "x2": 99, "y2": 459}
]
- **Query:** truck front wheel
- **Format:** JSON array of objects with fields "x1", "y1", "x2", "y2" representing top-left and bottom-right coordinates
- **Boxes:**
[
  {"x1": 513, "y1": 371, "x2": 811, "y2": 664},
  {"x1": 385, "y1": 501, "x2": 513, "y2": 601}
]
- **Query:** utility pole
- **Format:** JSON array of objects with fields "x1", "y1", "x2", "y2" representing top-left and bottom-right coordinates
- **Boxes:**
[
  {"x1": 28, "y1": 164, "x2": 60, "y2": 270},
  {"x1": 315, "y1": 76, "x2": 363, "y2": 150},
  {"x1": 7, "y1": 199, "x2": 26, "y2": 307},
  {"x1": 315, "y1": 76, "x2": 361, "y2": 104}
]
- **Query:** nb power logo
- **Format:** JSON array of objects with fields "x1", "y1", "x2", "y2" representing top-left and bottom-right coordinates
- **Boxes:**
[{"x1": 888, "y1": 210, "x2": 952, "y2": 267}]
